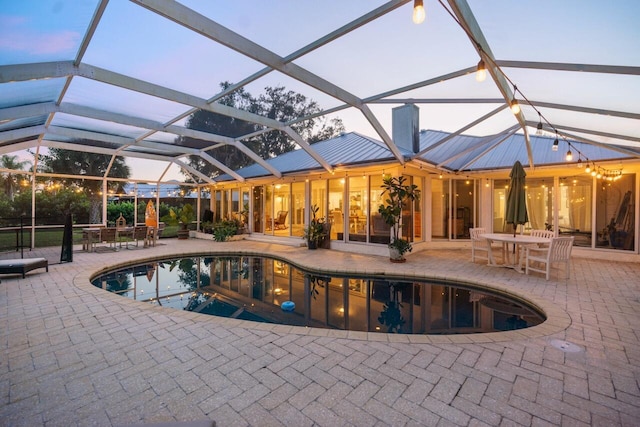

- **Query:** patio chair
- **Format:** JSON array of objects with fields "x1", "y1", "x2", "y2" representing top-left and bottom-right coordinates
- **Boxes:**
[
  {"x1": 469, "y1": 227, "x2": 500, "y2": 263},
  {"x1": 514, "y1": 229, "x2": 555, "y2": 269},
  {"x1": 530, "y1": 229, "x2": 554, "y2": 246},
  {"x1": 97, "y1": 227, "x2": 118, "y2": 251},
  {"x1": 133, "y1": 225, "x2": 148, "y2": 247},
  {"x1": 524, "y1": 236, "x2": 574, "y2": 280},
  {"x1": 274, "y1": 210, "x2": 288, "y2": 230}
]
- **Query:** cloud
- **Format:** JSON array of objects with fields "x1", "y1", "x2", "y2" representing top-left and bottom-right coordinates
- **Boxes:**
[{"x1": 0, "y1": 15, "x2": 80, "y2": 56}]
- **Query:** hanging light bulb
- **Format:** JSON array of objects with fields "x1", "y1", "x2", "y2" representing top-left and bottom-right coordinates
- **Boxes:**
[
  {"x1": 509, "y1": 85, "x2": 520, "y2": 114},
  {"x1": 535, "y1": 112, "x2": 543, "y2": 136},
  {"x1": 585, "y1": 164, "x2": 591, "y2": 173},
  {"x1": 475, "y1": 59, "x2": 486, "y2": 82},
  {"x1": 565, "y1": 150, "x2": 573, "y2": 162},
  {"x1": 577, "y1": 157, "x2": 583, "y2": 168},
  {"x1": 412, "y1": 0, "x2": 425, "y2": 24},
  {"x1": 552, "y1": 137, "x2": 559, "y2": 152},
  {"x1": 510, "y1": 98, "x2": 520, "y2": 115}
]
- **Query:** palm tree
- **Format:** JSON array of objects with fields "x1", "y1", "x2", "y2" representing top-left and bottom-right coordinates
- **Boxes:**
[{"x1": 0, "y1": 155, "x2": 31, "y2": 201}]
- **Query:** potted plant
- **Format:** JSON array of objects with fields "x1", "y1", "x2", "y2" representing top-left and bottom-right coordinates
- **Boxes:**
[
  {"x1": 302, "y1": 205, "x2": 327, "y2": 249},
  {"x1": 378, "y1": 175, "x2": 420, "y2": 262},
  {"x1": 163, "y1": 203, "x2": 195, "y2": 239}
]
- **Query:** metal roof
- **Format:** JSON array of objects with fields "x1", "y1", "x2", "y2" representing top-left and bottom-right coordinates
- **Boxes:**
[
  {"x1": 1, "y1": 0, "x2": 638, "y2": 184},
  {"x1": 416, "y1": 130, "x2": 640, "y2": 172},
  {"x1": 217, "y1": 132, "x2": 406, "y2": 181}
]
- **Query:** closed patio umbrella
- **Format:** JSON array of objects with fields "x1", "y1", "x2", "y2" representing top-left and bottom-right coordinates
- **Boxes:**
[{"x1": 505, "y1": 160, "x2": 528, "y2": 237}]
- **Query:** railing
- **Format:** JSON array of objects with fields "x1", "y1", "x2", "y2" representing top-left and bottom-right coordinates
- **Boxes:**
[{"x1": 0, "y1": 216, "x2": 32, "y2": 257}]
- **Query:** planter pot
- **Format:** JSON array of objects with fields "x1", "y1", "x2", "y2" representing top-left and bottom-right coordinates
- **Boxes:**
[
  {"x1": 307, "y1": 240, "x2": 318, "y2": 249},
  {"x1": 388, "y1": 247, "x2": 406, "y2": 263},
  {"x1": 177, "y1": 228, "x2": 190, "y2": 239}
]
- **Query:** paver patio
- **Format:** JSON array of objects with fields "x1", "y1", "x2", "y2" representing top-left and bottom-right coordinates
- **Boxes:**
[{"x1": 1, "y1": 238, "x2": 639, "y2": 426}]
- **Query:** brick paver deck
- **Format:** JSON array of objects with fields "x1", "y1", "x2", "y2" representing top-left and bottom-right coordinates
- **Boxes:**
[{"x1": 1, "y1": 239, "x2": 639, "y2": 426}]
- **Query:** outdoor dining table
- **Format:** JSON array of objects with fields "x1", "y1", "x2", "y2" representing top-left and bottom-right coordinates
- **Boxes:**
[{"x1": 479, "y1": 233, "x2": 552, "y2": 273}]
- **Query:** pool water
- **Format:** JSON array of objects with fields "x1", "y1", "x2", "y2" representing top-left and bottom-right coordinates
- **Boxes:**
[{"x1": 91, "y1": 255, "x2": 545, "y2": 334}]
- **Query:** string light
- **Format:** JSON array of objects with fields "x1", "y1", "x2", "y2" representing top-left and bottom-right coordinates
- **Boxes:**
[
  {"x1": 536, "y1": 112, "x2": 543, "y2": 136},
  {"x1": 475, "y1": 59, "x2": 486, "y2": 82},
  {"x1": 565, "y1": 149, "x2": 573, "y2": 162},
  {"x1": 412, "y1": 0, "x2": 425, "y2": 24},
  {"x1": 509, "y1": 86, "x2": 520, "y2": 114},
  {"x1": 552, "y1": 132, "x2": 559, "y2": 151}
]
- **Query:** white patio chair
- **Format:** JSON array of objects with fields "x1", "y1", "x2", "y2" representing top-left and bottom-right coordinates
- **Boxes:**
[
  {"x1": 469, "y1": 227, "x2": 501, "y2": 263},
  {"x1": 524, "y1": 236, "x2": 574, "y2": 280},
  {"x1": 530, "y1": 229, "x2": 554, "y2": 246}
]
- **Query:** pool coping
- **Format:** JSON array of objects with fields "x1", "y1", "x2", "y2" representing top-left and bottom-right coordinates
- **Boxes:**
[{"x1": 74, "y1": 244, "x2": 572, "y2": 345}]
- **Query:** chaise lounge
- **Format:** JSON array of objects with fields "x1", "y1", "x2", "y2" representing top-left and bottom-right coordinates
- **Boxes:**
[{"x1": 0, "y1": 257, "x2": 48, "y2": 278}]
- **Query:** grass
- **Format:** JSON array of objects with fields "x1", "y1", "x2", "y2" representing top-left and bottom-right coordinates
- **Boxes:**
[{"x1": 0, "y1": 226, "x2": 179, "y2": 252}]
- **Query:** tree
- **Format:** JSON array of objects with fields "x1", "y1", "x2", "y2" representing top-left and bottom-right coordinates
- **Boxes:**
[
  {"x1": 37, "y1": 146, "x2": 130, "y2": 223},
  {"x1": 179, "y1": 82, "x2": 344, "y2": 178},
  {"x1": 0, "y1": 154, "x2": 31, "y2": 201}
]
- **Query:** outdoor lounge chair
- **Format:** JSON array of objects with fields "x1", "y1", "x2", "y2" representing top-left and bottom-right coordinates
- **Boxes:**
[
  {"x1": 524, "y1": 236, "x2": 574, "y2": 280},
  {"x1": 0, "y1": 257, "x2": 48, "y2": 278}
]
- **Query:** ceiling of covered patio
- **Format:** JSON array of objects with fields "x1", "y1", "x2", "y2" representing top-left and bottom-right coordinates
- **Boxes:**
[{"x1": 1, "y1": 0, "x2": 638, "y2": 185}]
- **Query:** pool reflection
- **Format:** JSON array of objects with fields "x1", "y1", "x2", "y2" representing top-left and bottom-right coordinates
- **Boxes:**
[{"x1": 92, "y1": 255, "x2": 544, "y2": 334}]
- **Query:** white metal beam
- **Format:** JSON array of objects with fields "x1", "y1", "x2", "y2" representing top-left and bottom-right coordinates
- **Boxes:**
[
  {"x1": 556, "y1": 130, "x2": 640, "y2": 159},
  {"x1": 174, "y1": 159, "x2": 216, "y2": 184},
  {"x1": 0, "y1": 125, "x2": 47, "y2": 141},
  {"x1": 416, "y1": 105, "x2": 508, "y2": 157},
  {"x1": 447, "y1": 0, "x2": 534, "y2": 169},
  {"x1": 525, "y1": 121, "x2": 639, "y2": 147},
  {"x1": 528, "y1": 101, "x2": 640, "y2": 121},
  {"x1": 495, "y1": 60, "x2": 640, "y2": 76},
  {"x1": 360, "y1": 104, "x2": 405, "y2": 163},
  {"x1": 132, "y1": 0, "x2": 405, "y2": 164}
]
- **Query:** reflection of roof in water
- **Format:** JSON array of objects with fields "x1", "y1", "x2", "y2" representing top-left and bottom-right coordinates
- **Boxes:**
[{"x1": 479, "y1": 296, "x2": 535, "y2": 316}]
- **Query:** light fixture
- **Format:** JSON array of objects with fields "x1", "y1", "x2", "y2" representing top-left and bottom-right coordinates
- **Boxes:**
[
  {"x1": 535, "y1": 112, "x2": 543, "y2": 135},
  {"x1": 577, "y1": 157, "x2": 583, "y2": 168},
  {"x1": 475, "y1": 59, "x2": 486, "y2": 82},
  {"x1": 585, "y1": 164, "x2": 591, "y2": 173},
  {"x1": 565, "y1": 149, "x2": 573, "y2": 162},
  {"x1": 510, "y1": 85, "x2": 520, "y2": 114},
  {"x1": 552, "y1": 136, "x2": 559, "y2": 152},
  {"x1": 412, "y1": 0, "x2": 425, "y2": 24}
]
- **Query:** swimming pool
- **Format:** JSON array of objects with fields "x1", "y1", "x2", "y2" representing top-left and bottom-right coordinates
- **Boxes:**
[{"x1": 91, "y1": 255, "x2": 545, "y2": 334}]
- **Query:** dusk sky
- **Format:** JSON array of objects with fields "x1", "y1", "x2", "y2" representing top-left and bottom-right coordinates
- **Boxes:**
[{"x1": 1, "y1": 0, "x2": 638, "y2": 181}]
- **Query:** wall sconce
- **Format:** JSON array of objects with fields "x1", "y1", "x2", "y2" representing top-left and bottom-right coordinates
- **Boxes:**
[{"x1": 413, "y1": 0, "x2": 425, "y2": 24}]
